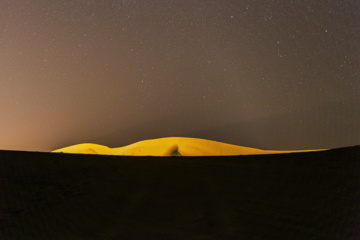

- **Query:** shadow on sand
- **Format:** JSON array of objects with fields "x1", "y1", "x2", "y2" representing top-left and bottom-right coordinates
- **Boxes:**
[{"x1": 1, "y1": 145, "x2": 360, "y2": 239}]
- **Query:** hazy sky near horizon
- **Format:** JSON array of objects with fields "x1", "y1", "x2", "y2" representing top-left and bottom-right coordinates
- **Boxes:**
[{"x1": 0, "y1": 0, "x2": 359, "y2": 151}]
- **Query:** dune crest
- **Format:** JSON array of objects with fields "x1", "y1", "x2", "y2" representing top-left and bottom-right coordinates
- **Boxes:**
[{"x1": 52, "y1": 137, "x2": 325, "y2": 156}]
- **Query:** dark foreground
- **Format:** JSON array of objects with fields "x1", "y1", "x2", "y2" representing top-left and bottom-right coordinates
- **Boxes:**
[{"x1": 1, "y1": 146, "x2": 360, "y2": 239}]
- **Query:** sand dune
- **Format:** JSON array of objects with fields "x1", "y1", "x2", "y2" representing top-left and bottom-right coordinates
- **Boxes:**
[
  {"x1": 52, "y1": 137, "x2": 325, "y2": 156},
  {"x1": 1, "y1": 145, "x2": 360, "y2": 239}
]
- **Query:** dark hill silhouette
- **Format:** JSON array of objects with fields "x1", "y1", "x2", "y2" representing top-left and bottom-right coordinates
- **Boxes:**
[{"x1": 1, "y1": 145, "x2": 360, "y2": 239}]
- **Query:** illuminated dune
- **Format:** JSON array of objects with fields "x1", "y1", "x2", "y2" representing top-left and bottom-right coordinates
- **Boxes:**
[{"x1": 52, "y1": 137, "x2": 325, "y2": 156}]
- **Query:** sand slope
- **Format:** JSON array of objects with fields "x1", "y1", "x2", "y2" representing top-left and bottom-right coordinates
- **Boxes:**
[
  {"x1": 52, "y1": 137, "x2": 324, "y2": 156},
  {"x1": 1, "y1": 145, "x2": 360, "y2": 239}
]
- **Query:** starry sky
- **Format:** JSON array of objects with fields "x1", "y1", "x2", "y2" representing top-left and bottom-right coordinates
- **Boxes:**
[{"x1": 0, "y1": 0, "x2": 359, "y2": 152}]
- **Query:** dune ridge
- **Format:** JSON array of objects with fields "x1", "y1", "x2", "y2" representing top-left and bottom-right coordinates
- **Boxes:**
[{"x1": 52, "y1": 137, "x2": 325, "y2": 156}]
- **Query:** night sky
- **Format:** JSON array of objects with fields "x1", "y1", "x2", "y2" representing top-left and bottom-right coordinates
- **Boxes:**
[{"x1": 0, "y1": 0, "x2": 359, "y2": 152}]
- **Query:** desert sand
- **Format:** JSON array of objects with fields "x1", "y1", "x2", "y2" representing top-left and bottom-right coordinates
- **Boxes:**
[
  {"x1": 52, "y1": 137, "x2": 325, "y2": 156},
  {"x1": 1, "y1": 145, "x2": 360, "y2": 239}
]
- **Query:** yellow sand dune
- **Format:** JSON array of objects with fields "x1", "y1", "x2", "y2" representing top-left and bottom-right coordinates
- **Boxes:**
[{"x1": 52, "y1": 137, "x2": 325, "y2": 156}]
